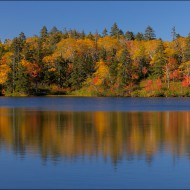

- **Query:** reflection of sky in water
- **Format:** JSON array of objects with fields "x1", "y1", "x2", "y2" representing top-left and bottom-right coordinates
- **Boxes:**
[
  {"x1": 1, "y1": 97, "x2": 190, "y2": 111},
  {"x1": 1, "y1": 150, "x2": 190, "y2": 188},
  {"x1": 0, "y1": 98, "x2": 190, "y2": 188}
]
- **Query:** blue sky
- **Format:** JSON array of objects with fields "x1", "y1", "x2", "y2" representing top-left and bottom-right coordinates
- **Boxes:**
[{"x1": 0, "y1": 1, "x2": 190, "y2": 41}]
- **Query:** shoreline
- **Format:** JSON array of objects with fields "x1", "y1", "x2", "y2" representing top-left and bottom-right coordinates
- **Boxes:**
[{"x1": 1, "y1": 94, "x2": 190, "y2": 98}]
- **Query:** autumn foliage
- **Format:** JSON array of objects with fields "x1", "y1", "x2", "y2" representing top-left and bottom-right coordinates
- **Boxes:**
[{"x1": 1, "y1": 25, "x2": 190, "y2": 96}]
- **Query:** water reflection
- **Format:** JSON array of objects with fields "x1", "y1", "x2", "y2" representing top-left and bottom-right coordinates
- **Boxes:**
[{"x1": 1, "y1": 108, "x2": 190, "y2": 164}]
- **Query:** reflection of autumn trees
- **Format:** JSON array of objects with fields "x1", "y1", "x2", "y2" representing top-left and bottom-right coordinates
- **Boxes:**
[{"x1": 1, "y1": 108, "x2": 190, "y2": 163}]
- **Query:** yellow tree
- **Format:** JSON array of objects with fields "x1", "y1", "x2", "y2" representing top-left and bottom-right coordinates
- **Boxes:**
[
  {"x1": 55, "y1": 38, "x2": 77, "y2": 61},
  {"x1": 98, "y1": 36, "x2": 122, "y2": 61},
  {"x1": 85, "y1": 59, "x2": 109, "y2": 94},
  {"x1": 179, "y1": 61, "x2": 190, "y2": 88},
  {"x1": 145, "y1": 40, "x2": 160, "y2": 60},
  {"x1": 0, "y1": 53, "x2": 12, "y2": 88}
]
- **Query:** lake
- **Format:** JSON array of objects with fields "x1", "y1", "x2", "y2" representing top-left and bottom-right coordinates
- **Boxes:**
[{"x1": 1, "y1": 97, "x2": 190, "y2": 188}]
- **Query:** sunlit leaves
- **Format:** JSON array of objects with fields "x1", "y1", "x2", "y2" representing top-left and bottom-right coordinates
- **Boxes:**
[
  {"x1": 98, "y1": 36, "x2": 121, "y2": 53},
  {"x1": 55, "y1": 38, "x2": 96, "y2": 61},
  {"x1": 0, "y1": 53, "x2": 12, "y2": 84},
  {"x1": 0, "y1": 64, "x2": 10, "y2": 84},
  {"x1": 21, "y1": 59, "x2": 41, "y2": 78},
  {"x1": 93, "y1": 60, "x2": 109, "y2": 86},
  {"x1": 2, "y1": 29, "x2": 190, "y2": 96},
  {"x1": 182, "y1": 76, "x2": 190, "y2": 87},
  {"x1": 179, "y1": 61, "x2": 190, "y2": 76}
]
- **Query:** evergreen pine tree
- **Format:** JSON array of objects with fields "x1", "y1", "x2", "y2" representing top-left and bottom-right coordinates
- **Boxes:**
[
  {"x1": 50, "y1": 26, "x2": 59, "y2": 34},
  {"x1": 40, "y1": 26, "x2": 48, "y2": 40},
  {"x1": 110, "y1": 22, "x2": 121, "y2": 38},
  {"x1": 171, "y1": 26, "x2": 177, "y2": 41},
  {"x1": 80, "y1": 30, "x2": 86, "y2": 39},
  {"x1": 102, "y1": 28, "x2": 108, "y2": 37},
  {"x1": 135, "y1": 32, "x2": 144, "y2": 41},
  {"x1": 144, "y1": 26, "x2": 156, "y2": 40},
  {"x1": 19, "y1": 32, "x2": 26, "y2": 42},
  {"x1": 125, "y1": 31, "x2": 135, "y2": 41},
  {"x1": 118, "y1": 48, "x2": 132, "y2": 84},
  {"x1": 87, "y1": 32, "x2": 94, "y2": 40},
  {"x1": 151, "y1": 40, "x2": 166, "y2": 77}
]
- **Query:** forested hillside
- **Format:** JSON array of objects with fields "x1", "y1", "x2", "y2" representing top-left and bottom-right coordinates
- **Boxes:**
[{"x1": 0, "y1": 23, "x2": 190, "y2": 97}]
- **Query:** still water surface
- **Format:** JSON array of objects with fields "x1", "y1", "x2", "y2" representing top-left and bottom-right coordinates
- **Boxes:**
[{"x1": 1, "y1": 97, "x2": 190, "y2": 188}]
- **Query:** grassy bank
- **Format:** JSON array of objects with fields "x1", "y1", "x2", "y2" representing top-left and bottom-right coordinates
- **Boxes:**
[{"x1": 2, "y1": 80, "x2": 190, "y2": 97}]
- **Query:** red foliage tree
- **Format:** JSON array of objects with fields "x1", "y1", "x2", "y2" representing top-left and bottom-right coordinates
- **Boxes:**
[
  {"x1": 142, "y1": 67, "x2": 148, "y2": 78},
  {"x1": 182, "y1": 76, "x2": 190, "y2": 87},
  {"x1": 170, "y1": 69, "x2": 181, "y2": 81},
  {"x1": 145, "y1": 80, "x2": 153, "y2": 91},
  {"x1": 156, "y1": 78, "x2": 162, "y2": 90}
]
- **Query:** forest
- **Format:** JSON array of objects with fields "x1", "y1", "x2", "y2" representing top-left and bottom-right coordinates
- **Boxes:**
[{"x1": 1, "y1": 23, "x2": 190, "y2": 97}]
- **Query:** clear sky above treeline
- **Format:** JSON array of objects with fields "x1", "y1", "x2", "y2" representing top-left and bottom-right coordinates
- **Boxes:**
[{"x1": 0, "y1": 1, "x2": 190, "y2": 41}]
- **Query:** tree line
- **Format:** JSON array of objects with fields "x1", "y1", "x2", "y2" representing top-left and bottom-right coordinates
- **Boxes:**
[{"x1": 0, "y1": 23, "x2": 189, "y2": 96}]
